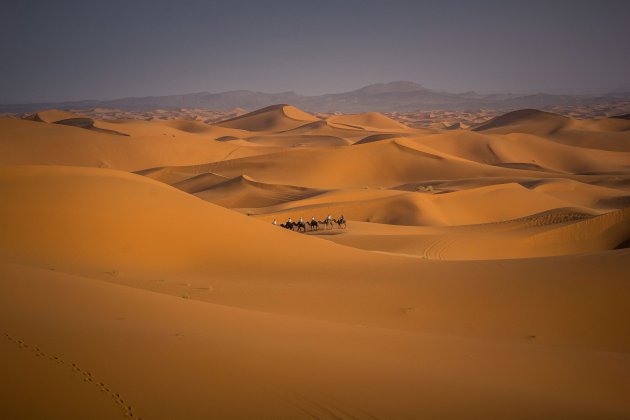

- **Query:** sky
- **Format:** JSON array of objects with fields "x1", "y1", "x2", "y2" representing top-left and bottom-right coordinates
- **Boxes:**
[{"x1": 1, "y1": 0, "x2": 629, "y2": 104}]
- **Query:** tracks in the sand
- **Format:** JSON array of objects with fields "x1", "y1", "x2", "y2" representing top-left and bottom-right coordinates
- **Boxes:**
[{"x1": 2, "y1": 332, "x2": 140, "y2": 419}]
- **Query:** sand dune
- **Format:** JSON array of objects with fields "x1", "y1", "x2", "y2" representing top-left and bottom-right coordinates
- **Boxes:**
[
  {"x1": 235, "y1": 133, "x2": 351, "y2": 147},
  {"x1": 194, "y1": 174, "x2": 325, "y2": 208},
  {"x1": 24, "y1": 109, "x2": 85, "y2": 124},
  {"x1": 410, "y1": 130, "x2": 630, "y2": 174},
  {"x1": 143, "y1": 123, "x2": 629, "y2": 191},
  {"x1": 162, "y1": 118, "x2": 248, "y2": 137},
  {"x1": 23, "y1": 109, "x2": 112, "y2": 133},
  {"x1": 0, "y1": 117, "x2": 278, "y2": 170},
  {"x1": 27, "y1": 110, "x2": 78, "y2": 123},
  {"x1": 280, "y1": 119, "x2": 385, "y2": 140},
  {"x1": 2, "y1": 105, "x2": 630, "y2": 419},
  {"x1": 157, "y1": 138, "x2": 554, "y2": 189},
  {"x1": 323, "y1": 208, "x2": 630, "y2": 260},
  {"x1": 475, "y1": 109, "x2": 630, "y2": 152},
  {"x1": 473, "y1": 109, "x2": 570, "y2": 134},
  {"x1": 393, "y1": 177, "x2": 630, "y2": 209},
  {"x1": 353, "y1": 132, "x2": 405, "y2": 144},
  {"x1": 0, "y1": 165, "x2": 338, "y2": 274},
  {"x1": 3, "y1": 259, "x2": 630, "y2": 419},
  {"x1": 215, "y1": 104, "x2": 320, "y2": 132},
  {"x1": 171, "y1": 171, "x2": 230, "y2": 193},
  {"x1": 2, "y1": 165, "x2": 629, "y2": 348},
  {"x1": 327, "y1": 111, "x2": 412, "y2": 131},
  {"x1": 247, "y1": 182, "x2": 600, "y2": 227}
]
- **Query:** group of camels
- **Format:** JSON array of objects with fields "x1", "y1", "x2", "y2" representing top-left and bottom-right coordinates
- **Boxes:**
[{"x1": 278, "y1": 217, "x2": 346, "y2": 232}]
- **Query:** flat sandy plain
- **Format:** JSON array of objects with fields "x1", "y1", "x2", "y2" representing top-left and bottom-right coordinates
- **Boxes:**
[{"x1": 1, "y1": 105, "x2": 630, "y2": 419}]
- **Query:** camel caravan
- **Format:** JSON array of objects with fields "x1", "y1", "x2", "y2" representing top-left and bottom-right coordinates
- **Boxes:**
[{"x1": 272, "y1": 214, "x2": 346, "y2": 232}]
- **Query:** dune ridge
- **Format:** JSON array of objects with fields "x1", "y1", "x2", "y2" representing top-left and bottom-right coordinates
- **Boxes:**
[{"x1": 215, "y1": 104, "x2": 320, "y2": 132}]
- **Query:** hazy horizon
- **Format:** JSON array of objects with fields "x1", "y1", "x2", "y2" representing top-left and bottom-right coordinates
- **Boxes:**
[
  {"x1": 2, "y1": 0, "x2": 629, "y2": 104},
  {"x1": 4, "y1": 80, "x2": 630, "y2": 107}
]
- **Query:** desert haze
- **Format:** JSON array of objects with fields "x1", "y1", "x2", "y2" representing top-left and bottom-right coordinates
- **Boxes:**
[{"x1": 0, "y1": 101, "x2": 629, "y2": 419}]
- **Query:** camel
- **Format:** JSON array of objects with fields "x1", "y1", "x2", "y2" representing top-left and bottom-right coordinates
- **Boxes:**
[
  {"x1": 294, "y1": 221, "x2": 306, "y2": 232},
  {"x1": 280, "y1": 222, "x2": 295, "y2": 230},
  {"x1": 320, "y1": 218, "x2": 334, "y2": 230},
  {"x1": 333, "y1": 218, "x2": 347, "y2": 229},
  {"x1": 278, "y1": 217, "x2": 342, "y2": 232},
  {"x1": 280, "y1": 221, "x2": 306, "y2": 232}
]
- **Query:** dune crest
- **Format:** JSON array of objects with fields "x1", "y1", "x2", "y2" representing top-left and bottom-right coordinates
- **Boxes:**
[
  {"x1": 215, "y1": 104, "x2": 320, "y2": 132},
  {"x1": 327, "y1": 111, "x2": 411, "y2": 131},
  {"x1": 473, "y1": 109, "x2": 569, "y2": 133}
]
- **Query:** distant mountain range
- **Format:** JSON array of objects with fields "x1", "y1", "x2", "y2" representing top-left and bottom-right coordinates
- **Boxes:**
[{"x1": 2, "y1": 81, "x2": 629, "y2": 113}]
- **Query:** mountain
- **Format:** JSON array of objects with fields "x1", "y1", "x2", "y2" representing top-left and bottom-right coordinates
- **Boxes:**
[{"x1": 2, "y1": 81, "x2": 629, "y2": 113}]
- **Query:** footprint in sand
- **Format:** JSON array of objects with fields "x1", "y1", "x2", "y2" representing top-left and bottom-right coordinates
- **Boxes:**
[{"x1": 3, "y1": 331, "x2": 138, "y2": 419}]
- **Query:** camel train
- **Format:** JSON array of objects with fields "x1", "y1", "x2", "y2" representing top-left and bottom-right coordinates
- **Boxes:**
[{"x1": 273, "y1": 215, "x2": 346, "y2": 232}]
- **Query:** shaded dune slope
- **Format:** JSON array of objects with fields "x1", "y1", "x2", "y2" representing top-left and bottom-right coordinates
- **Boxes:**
[
  {"x1": 327, "y1": 112, "x2": 411, "y2": 131},
  {"x1": 193, "y1": 174, "x2": 326, "y2": 208},
  {"x1": 473, "y1": 109, "x2": 571, "y2": 134},
  {"x1": 214, "y1": 104, "x2": 320, "y2": 132}
]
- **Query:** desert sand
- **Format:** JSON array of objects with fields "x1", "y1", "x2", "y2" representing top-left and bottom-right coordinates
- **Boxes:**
[{"x1": 1, "y1": 105, "x2": 630, "y2": 419}]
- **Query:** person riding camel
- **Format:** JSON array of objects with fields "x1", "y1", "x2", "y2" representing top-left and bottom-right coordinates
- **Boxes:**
[
  {"x1": 272, "y1": 219, "x2": 277, "y2": 226},
  {"x1": 287, "y1": 217, "x2": 292, "y2": 225},
  {"x1": 339, "y1": 214, "x2": 345, "y2": 223},
  {"x1": 299, "y1": 216, "x2": 303, "y2": 224}
]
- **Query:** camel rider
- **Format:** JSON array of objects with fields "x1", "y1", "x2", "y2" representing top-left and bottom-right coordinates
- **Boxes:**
[
  {"x1": 287, "y1": 217, "x2": 292, "y2": 225},
  {"x1": 299, "y1": 216, "x2": 304, "y2": 224},
  {"x1": 339, "y1": 214, "x2": 345, "y2": 223},
  {"x1": 326, "y1": 214, "x2": 332, "y2": 222},
  {"x1": 272, "y1": 219, "x2": 277, "y2": 226},
  {"x1": 311, "y1": 216, "x2": 316, "y2": 222}
]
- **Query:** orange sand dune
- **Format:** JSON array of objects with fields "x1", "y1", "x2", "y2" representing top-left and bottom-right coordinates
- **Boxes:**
[
  {"x1": 236, "y1": 133, "x2": 351, "y2": 147},
  {"x1": 145, "y1": 124, "x2": 630, "y2": 190},
  {"x1": 23, "y1": 109, "x2": 100, "y2": 131},
  {"x1": 172, "y1": 171, "x2": 230, "y2": 193},
  {"x1": 0, "y1": 117, "x2": 278, "y2": 171},
  {"x1": 353, "y1": 132, "x2": 408, "y2": 144},
  {"x1": 326, "y1": 111, "x2": 412, "y2": 131},
  {"x1": 155, "y1": 139, "x2": 552, "y2": 189},
  {"x1": 322, "y1": 208, "x2": 630, "y2": 260},
  {"x1": 393, "y1": 177, "x2": 630, "y2": 209},
  {"x1": 160, "y1": 118, "x2": 251, "y2": 137},
  {"x1": 194, "y1": 174, "x2": 325, "y2": 208},
  {"x1": 2, "y1": 105, "x2": 630, "y2": 419},
  {"x1": 547, "y1": 124, "x2": 630, "y2": 152},
  {"x1": 529, "y1": 178, "x2": 630, "y2": 208},
  {"x1": 3, "y1": 260, "x2": 630, "y2": 419},
  {"x1": 410, "y1": 131, "x2": 630, "y2": 174},
  {"x1": 214, "y1": 104, "x2": 320, "y2": 132},
  {"x1": 473, "y1": 109, "x2": 570, "y2": 134},
  {"x1": 279, "y1": 119, "x2": 393, "y2": 141},
  {"x1": 24, "y1": 109, "x2": 85, "y2": 123},
  {"x1": 94, "y1": 117, "x2": 256, "y2": 141},
  {"x1": 247, "y1": 183, "x2": 598, "y2": 226},
  {"x1": 475, "y1": 109, "x2": 630, "y2": 152},
  {"x1": 1, "y1": 165, "x2": 629, "y2": 350}
]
